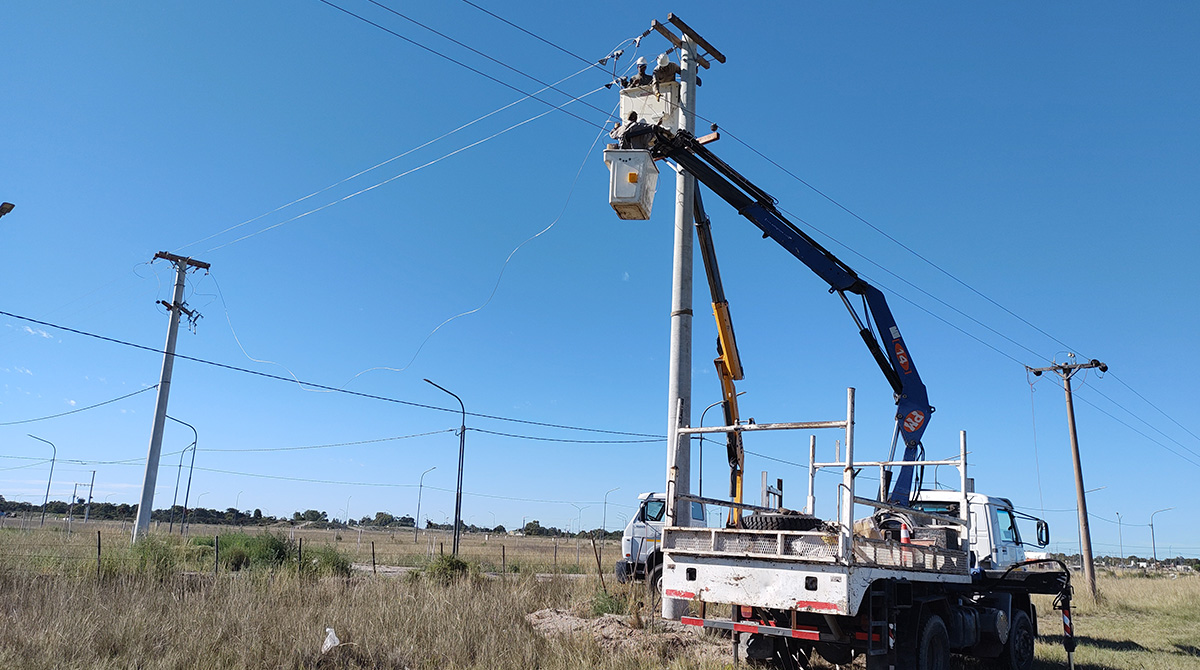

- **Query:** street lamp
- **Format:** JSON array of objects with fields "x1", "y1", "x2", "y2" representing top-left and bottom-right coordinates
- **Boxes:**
[
  {"x1": 1115, "y1": 512, "x2": 1123, "y2": 563},
  {"x1": 0, "y1": 202, "x2": 14, "y2": 219},
  {"x1": 166, "y1": 416, "x2": 198, "y2": 535},
  {"x1": 29, "y1": 435, "x2": 56, "y2": 527},
  {"x1": 1150, "y1": 507, "x2": 1174, "y2": 563},
  {"x1": 343, "y1": 496, "x2": 352, "y2": 526},
  {"x1": 601, "y1": 486, "x2": 619, "y2": 568},
  {"x1": 425, "y1": 379, "x2": 466, "y2": 556},
  {"x1": 415, "y1": 466, "x2": 436, "y2": 542}
]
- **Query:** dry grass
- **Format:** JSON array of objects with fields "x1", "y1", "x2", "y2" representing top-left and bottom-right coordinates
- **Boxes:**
[{"x1": 0, "y1": 522, "x2": 1195, "y2": 669}]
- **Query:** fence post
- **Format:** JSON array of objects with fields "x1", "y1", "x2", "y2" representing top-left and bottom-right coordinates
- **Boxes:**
[
  {"x1": 501, "y1": 544, "x2": 506, "y2": 575},
  {"x1": 214, "y1": 535, "x2": 219, "y2": 575},
  {"x1": 439, "y1": 542, "x2": 444, "y2": 556},
  {"x1": 298, "y1": 537, "x2": 303, "y2": 576},
  {"x1": 96, "y1": 530, "x2": 102, "y2": 581},
  {"x1": 371, "y1": 541, "x2": 377, "y2": 575},
  {"x1": 554, "y1": 539, "x2": 558, "y2": 573}
]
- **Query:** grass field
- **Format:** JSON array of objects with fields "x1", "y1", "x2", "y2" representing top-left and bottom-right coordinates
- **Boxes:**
[{"x1": 0, "y1": 519, "x2": 1195, "y2": 668}]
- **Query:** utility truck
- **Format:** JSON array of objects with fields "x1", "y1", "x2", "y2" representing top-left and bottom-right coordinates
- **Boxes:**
[
  {"x1": 615, "y1": 492, "x2": 706, "y2": 593},
  {"x1": 604, "y1": 108, "x2": 1077, "y2": 668}
]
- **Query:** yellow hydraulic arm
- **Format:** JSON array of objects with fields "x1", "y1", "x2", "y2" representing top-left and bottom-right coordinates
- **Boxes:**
[{"x1": 694, "y1": 191, "x2": 747, "y2": 526}]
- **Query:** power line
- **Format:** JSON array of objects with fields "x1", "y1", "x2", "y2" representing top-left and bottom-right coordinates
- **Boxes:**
[
  {"x1": 314, "y1": 0, "x2": 609, "y2": 131},
  {"x1": 0, "y1": 310, "x2": 662, "y2": 439},
  {"x1": 201, "y1": 430, "x2": 454, "y2": 453},
  {"x1": 1076, "y1": 382, "x2": 1200, "y2": 461},
  {"x1": 366, "y1": 0, "x2": 626, "y2": 122},
  {"x1": 460, "y1": 0, "x2": 606, "y2": 72},
  {"x1": 0, "y1": 385, "x2": 158, "y2": 426},
  {"x1": 1109, "y1": 372, "x2": 1200, "y2": 445},
  {"x1": 471, "y1": 428, "x2": 661, "y2": 444},
  {"x1": 191, "y1": 465, "x2": 613, "y2": 506}
]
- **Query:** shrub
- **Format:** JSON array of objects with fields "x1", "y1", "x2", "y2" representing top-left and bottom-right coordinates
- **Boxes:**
[{"x1": 424, "y1": 554, "x2": 469, "y2": 584}]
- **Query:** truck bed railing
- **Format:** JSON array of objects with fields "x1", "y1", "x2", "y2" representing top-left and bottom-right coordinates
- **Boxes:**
[{"x1": 665, "y1": 388, "x2": 972, "y2": 573}]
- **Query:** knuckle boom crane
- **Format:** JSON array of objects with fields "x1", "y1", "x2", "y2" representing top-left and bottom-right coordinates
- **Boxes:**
[{"x1": 651, "y1": 127, "x2": 932, "y2": 507}]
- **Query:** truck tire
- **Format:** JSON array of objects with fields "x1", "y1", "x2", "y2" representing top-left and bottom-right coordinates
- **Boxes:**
[
  {"x1": 916, "y1": 614, "x2": 950, "y2": 670},
  {"x1": 990, "y1": 609, "x2": 1034, "y2": 670},
  {"x1": 743, "y1": 512, "x2": 822, "y2": 531}
]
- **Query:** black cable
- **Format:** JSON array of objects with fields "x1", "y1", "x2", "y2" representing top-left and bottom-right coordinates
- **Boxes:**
[
  {"x1": 0, "y1": 385, "x2": 158, "y2": 426},
  {"x1": 1077, "y1": 384, "x2": 1200, "y2": 461},
  {"x1": 366, "y1": 1, "x2": 622, "y2": 124},
  {"x1": 471, "y1": 428, "x2": 662, "y2": 444},
  {"x1": 201, "y1": 430, "x2": 454, "y2": 453},
  {"x1": 315, "y1": 0, "x2": 608, "y2": 131},
  {"x1": 0, "y1": 309, "x2": 662, "y2": 439},
  {"x1": 1109, "y1": 372, "x2": 1200, "y2": 444},
  {"x1": 460, "y1": 0, "x2": 604, "y2": 71}
]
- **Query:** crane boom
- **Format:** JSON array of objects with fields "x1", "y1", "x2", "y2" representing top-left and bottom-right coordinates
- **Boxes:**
[{"x1": 650, "y1": 128, "x2": 933, "y2": 505}]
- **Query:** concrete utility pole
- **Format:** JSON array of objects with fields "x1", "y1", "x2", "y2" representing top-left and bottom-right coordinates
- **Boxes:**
[
  {"x1": 1028, "y1": 355, "x2": 1106, "y2": 600},
  {"x1": 651, "y1": 13, "x2": 725, "y2": 621},
  {"x1": 1150, "y1": 507, "x2": 1173, "y2": 562},
  {"x1": 84, "y1": 470, "x2": 95, "y2": 523},
  {"x1": 425, "y1": 379, "x2": 466, "y2": 556},
  {"x1": 132, "y1": 251, "x2": 209, "y2": 542}
]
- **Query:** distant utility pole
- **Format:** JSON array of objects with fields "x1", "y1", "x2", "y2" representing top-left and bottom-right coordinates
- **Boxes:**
[
  {"x1": 1028, "y1": 354, "x2": 1107, "y2": 600},
  {"x1": 132, "y1": 251, "x2": 210, "y2": 543},
  {"x1": 651, "y1": 12, "x2": 725, "y2": 621},
  {"x1": 84, "y1": 470, "x2": 95, "y2": 523}
]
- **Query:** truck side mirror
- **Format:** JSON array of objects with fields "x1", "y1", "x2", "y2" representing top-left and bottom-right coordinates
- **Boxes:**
[{"x1": 1036, "y1": 520, "x2": 1050, "y2": 547}]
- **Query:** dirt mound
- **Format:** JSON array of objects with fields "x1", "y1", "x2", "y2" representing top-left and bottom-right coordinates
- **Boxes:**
[{"x1": 525, "y1": 608, "x2": 726, "y2": 662}]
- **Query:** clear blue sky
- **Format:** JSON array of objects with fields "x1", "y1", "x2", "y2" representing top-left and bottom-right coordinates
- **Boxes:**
[{"x1": 2, "y1": 2, "x2": 1197, "y2": 557}]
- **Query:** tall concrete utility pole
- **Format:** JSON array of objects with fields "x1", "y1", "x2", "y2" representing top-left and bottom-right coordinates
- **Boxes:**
[
  {"x1": 1028, "y1": 355, "x2": 1106, "y2": 600},
  {"x1": 132, "y1": 251, "x2": 209, "y2": 542},
  {"x1": 652, "y1": 13, "x2": 725, "y2": 620}
]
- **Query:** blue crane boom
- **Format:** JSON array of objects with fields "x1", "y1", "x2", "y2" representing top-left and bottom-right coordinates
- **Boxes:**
[{"x1": 649, "y1": 128, "x2": 933, "y2": 505}]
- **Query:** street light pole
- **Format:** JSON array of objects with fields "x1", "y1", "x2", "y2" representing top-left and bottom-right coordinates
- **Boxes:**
[
  {"x1": 425, "y1": 379, "x2": 466, "y2": 556},
  {"x1": 1150, "y1": 507, "x2": 1173, "y2": 563},
  {"x1": 29, "y1": 435, "x2": 56, "y2": 527},
  {"x1": 601, "y1": 486, "x2": 619, "y2": 569},
  {"x1": 166, "y1": 416, "x2": 197, "y2": 534},
  {"x1": 1115, "y1": 512, "x2": 1123, "y2": 563},
  {"x1": 415, "y1": 466, "x2": 436, "y2": 542},
  {"x1": 84, "y1": 470, "x2": 96, "y2": 523}
]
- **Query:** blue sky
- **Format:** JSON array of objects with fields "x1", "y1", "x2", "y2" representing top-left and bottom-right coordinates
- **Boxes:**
[{"x1": 2, "y1": 2, "x2": 1197, "y2": 557}]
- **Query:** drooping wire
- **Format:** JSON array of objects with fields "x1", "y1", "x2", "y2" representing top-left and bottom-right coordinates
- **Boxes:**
[
  {"x1": 337, "y1": 94, "x2": 623, "y2": 383},
  {"x1": 0, "y1": 310, "x2": 664, "y2": 438},
  {"x1": 201, "y1": 429, "x2": 454, "y2": 453},
  {"x1": 204, "y1": 85, "x2": 608, "y2": 254},
  {"x1": 173, "y1": 63, "x2": 598, "y2": 254},
  {"x1": 471, "y1": 428, "x2": 661, "y2": 445},
  {"x1": 1027, "y1": 372, "x2": 1046, "y2": 513},
  {"x1": 0, "y1": 386, "x2": 158, "y2": 426}
]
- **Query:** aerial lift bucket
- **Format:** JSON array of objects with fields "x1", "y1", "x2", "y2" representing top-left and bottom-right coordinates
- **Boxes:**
[{"x1": 604, "y1": 148, "x2": 660, "y2": 220}]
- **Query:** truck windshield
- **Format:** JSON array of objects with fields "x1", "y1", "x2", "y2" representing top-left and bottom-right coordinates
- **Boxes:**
[{"x1": 643, "y1": 500, "x2": 665, "y2": 522}]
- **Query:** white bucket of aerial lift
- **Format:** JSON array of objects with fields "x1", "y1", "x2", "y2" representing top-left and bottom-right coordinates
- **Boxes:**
[
  {"x1": 620, "y1": 81, "x2": 681, "y2": 133},
  {"x1": 604, "y1": 148, "x2": 659, "y2": 220}
]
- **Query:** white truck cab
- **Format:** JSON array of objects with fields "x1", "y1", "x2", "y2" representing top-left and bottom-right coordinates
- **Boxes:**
[
  {"x1": 616, "y1": 492, "x2": 704, "y2": 587},
  {"x1": 910, "y1": 490, "x2": 1048, "y2": 571}
]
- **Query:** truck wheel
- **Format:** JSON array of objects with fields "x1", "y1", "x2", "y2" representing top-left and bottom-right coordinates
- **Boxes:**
[
  {"x1": 991, "y1": 609, "x2": 1034, "y2": 670},
  {"x1": 916, "y1": 614, "x2": 950, "y2": 670},
  {"x1": 743, "y1": 512, "x2": 822, "y2": 531}
]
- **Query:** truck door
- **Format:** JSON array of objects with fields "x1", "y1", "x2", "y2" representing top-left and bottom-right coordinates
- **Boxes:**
[
  {"x1": 631, "y1": 498, "x2": 666, "y2": 568},
  {"x1": 992, "y1": 505, "x2": 1025, "y2": 568}
]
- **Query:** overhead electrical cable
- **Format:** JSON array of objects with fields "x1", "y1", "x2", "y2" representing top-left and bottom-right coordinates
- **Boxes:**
[
  {"x1": 0, "y1": 310, "x2": 663, "y2": 439},
  {"x1": 204, "y1": 86, "x2": 607, "y2": 254},
  {"x1": 174, "y1": 62, "x2": 598, "y2": 254},
  {"x1": 365, "y1": 0, "x2": 630, "y2": 123},
  {"x1": 191, "y1": 464, "x2": 613, "y2": 505},
  {"x1": 1074, "y1": 383, "x2": 1200, "y2": 462},
  {"x1": 315, "y1": 0, "x2": 609, "y2": 131},
  {"x1": 470, "y1": 428, "x2": 661, "y2": 445},
  {"x1": 202, "y1": 430, "x2": 454, "y2": 453},
  {"x1": 0, "y1": 386, "x2": 158, "y2": 426}
]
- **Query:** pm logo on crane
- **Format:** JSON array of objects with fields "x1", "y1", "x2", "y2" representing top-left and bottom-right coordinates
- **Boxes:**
[{"x1": 902, "y1": 410, "x2": 926, "y2": 433}]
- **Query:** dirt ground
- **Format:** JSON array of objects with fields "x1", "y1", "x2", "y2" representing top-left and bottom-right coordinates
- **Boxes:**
[{"x1": 526, "y1": 608, "x2": 731, "y2": 664}]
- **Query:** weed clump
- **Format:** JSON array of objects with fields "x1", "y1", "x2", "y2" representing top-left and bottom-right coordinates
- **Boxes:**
[{"x1": 423, "y1": 554, "x2": 470, "y2": 584}]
